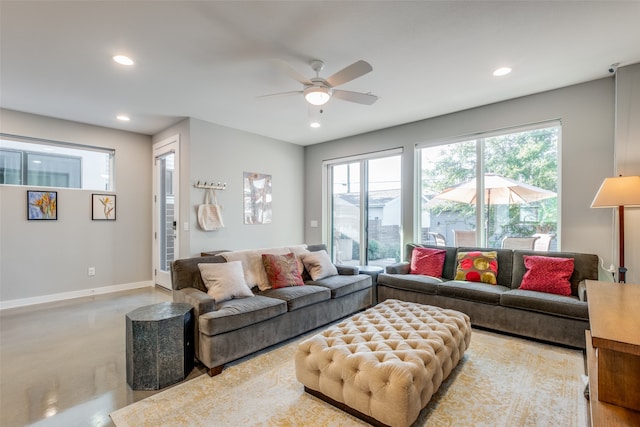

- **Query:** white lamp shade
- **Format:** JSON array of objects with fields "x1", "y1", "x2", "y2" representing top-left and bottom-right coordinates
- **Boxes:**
[
  {"x1": 591, "y1": 176, "x2": 640, "y2": 208},
  {"x1": 304, "y1": 87, "x2": 331, "y2": 106}
]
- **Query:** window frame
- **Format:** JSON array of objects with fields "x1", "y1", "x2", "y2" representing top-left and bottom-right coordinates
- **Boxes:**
[
  {"x1": 415, "y1": 120, "x2": 561, "y2": 250},
  {"x1": 0, "y1": 133, "x2": 115, "y2": 191}
]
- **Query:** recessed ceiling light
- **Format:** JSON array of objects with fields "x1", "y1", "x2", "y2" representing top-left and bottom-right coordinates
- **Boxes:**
[
  {"x1": 309, "y1": 121, "x2": 321, "y2": 128},
  {"x1": 493, "y1": 67, "x2": 512, "y2": 77},
  {"x1": 113, "y1": 55, "x2": 134, "y2": 66},
  {"x1": 116, "y1": 115, "x2": 130, "y2": 122}
]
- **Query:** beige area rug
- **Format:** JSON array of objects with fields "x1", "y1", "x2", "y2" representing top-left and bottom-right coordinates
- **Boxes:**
[{"x1": 111, "y1": 328, "x2": 587, "y2": 427}]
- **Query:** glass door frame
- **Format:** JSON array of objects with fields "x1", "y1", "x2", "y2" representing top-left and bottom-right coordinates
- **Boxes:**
[
  {"x1": 323, "y1": 148, "x2": 403, "y2": 266},
  {"x1": 152, "y1": 135, "x2": 179, "y2": 290}
]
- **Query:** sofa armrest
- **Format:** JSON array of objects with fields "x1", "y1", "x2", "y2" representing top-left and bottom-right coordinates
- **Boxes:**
[
  {"x1": 336, "y1": 264, "x2": 359, "y2": 276},
  {"x1": 385, "y1": 262, "x2": 410, "y2": 275},
  {"x1": 578, "y1": 280, "x2": 588, "y2": 302},
  {"x1": 174, "y1": 287, "x2": 217, "y2": 315}
]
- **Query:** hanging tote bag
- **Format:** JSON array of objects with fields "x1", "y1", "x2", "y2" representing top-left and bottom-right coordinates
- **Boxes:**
[{"x1": 197, "y1": 189, "x2": 225, "y2": 231}]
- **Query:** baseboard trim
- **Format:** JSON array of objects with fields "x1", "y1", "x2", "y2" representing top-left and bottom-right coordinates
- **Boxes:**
[{"x1": 0, "y1": 281, "x2": 154, "y2": 311}]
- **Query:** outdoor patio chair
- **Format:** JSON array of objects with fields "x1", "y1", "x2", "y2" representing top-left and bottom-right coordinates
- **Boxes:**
[
  {"x1": 453, "y1": 230, "x2": 476, "y2": 247},
  {"x1": 427, "y1": 232, "x2": 446, "y2": 246},
  {"x1": 532, "y1": 233, "x2": 555, "y2": 251},
  {"x1": 501, "y1": 236, "x2": 539, "y2": 250}
]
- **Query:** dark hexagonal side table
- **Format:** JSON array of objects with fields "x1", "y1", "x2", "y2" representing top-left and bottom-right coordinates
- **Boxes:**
[{"x1": 126, "y1": 302, "x2": 194, "y2": 390}]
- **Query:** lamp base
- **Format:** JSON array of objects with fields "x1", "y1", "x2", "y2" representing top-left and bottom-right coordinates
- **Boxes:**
[{"x1": 619, "y1": 266, "x2": 627, "y2": 284}]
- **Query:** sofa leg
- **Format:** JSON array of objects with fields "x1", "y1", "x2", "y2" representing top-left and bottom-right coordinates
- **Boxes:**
[{"x1": 208, "y1": 365, "x2": 224, "y2": 376}]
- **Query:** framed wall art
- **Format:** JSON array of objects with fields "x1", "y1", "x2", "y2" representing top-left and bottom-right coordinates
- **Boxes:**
[
  {"x1": 27, "y1": 190, "x2": 58, "y2": 220},
  {"x1": 243, "y1": 172, "x2": 272, "y2": 224},
  {"x1": 92, "y1": 194, "x2": 116, "y2": 220}
]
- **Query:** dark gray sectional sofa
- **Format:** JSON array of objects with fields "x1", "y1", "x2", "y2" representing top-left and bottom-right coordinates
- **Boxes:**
[
  {"x1": 171, "y1": 244, "x2": 372, "y2": 376},
  {"x1": 377, "y1": 244, "x2": 598, "y2": 349}
]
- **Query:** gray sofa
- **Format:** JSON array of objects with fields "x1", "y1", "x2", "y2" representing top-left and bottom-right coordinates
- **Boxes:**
[
  {"x1": 377, "y1": 244, "x2": 598, "y2": 349},
  {"x1": 171, "y1": 244, "x2": 372, "y2": 376}
]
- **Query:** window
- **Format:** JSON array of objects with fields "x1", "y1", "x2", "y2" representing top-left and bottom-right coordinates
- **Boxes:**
[
  {"x1": 325, "y1": 149, "x2": 402, "y2": 267},
  {"x1": 0, "y1": 134, "x2": 114, "y2": 191},
  {"x1": 417, "y1": 123, "x2": 560, "y2": 251}
]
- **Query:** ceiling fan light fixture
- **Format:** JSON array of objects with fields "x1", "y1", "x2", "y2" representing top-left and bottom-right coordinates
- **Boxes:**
[{"x1": 304, "y1": 86, "x2": 331, "y2": 106}]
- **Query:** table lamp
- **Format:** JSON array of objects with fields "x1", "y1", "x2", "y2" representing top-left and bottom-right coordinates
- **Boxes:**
[{"x1": 591, "y1": 175, "x2": 640, "y2": 283}]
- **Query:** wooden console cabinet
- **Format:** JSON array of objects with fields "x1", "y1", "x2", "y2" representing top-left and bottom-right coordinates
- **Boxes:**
[{"x1": 585, "y1": 280, "x2": 640, "y2": 426}]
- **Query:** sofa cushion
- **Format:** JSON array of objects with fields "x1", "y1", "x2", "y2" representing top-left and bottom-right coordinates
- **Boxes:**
[
  {"x1": 410, "y1": 247, "x2": 446, "y2": 277},
  {"x1": 171, "y1": 255, "x2": 226, "y2": 293},
  {"x1": 308, "y1": 273, "x2": 371, "y2": 298},
  {"x1": 198, "y1": 261, "x2": 254, "y2": 302},
  {"x1": 377, "y1": 273, "x2": 442, "y2": 295},
  {"x1": 259, "y1": 285, "x2": 331, "y2": 311},
  {"x1": 437, "y1": 280, "x2": 509, "y2": 304},
  {"x1": 500, "y1": 289, "x2": 588, "y2": 320},
  {"x1": 459, "y1": 247, "x2": 514, "y2": 288},
  {"x1": 199, "y1": 295, "x2": 287, "y2": 336},
  {"x1": 511, "y1": 250, "x2": 598, "y2": 295},
  {"x1": 261, "y1": 253, "x2": 305, "y2": 289},
  {"x1": 519, "y1": 255, "x2": 573, "y2": 296},
  {"x1": 301, "y1": 250, "x2": 338, "y2": 281},
  {"x1": 405, "y1": 244, "x2": 458, "y2": 279},
  {"x1": 454, "y1": 251, "x2": 498, "y2": 284}
]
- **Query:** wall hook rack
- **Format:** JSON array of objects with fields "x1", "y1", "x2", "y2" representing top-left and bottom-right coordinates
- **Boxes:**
[{"x1": 194, "y1": 181, "x2": 227, "y2": 190}]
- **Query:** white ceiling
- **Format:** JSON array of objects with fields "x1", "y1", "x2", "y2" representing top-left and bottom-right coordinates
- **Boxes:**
[{"x1": 1, "y1": 1, "x2": 639, "y2": 146}]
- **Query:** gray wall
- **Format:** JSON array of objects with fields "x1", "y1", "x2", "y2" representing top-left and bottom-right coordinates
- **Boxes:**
[
  {"x1": 153, "y1": 117, "x2": 305, "y2": 258},
  {"x1": 304, "y1": 78, "x2": 618, "y2": 266},
  {"x1": 0, "y1": 109, "x2": 153, "y2": 303}
]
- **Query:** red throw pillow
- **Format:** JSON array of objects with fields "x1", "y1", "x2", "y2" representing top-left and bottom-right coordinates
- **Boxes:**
[
  {"x1": 454, "y1": 251, "x2": 498, "y2": 284},
  {"x1": 519, "y1": 255, "x2": 573, "y2": 296},
  {"x1": 261, "y1": 253, "x2": 304, "y2": 289},
  {"x1": 410, "y1": 247, "x2": 446, "y2": 277}
]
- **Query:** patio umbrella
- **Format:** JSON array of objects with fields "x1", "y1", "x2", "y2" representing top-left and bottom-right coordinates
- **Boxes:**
[
  {"x1": 430, "y1": 173, "x2": 556, "y2": 245},
  {"x1": 432, "y1": 173, "x2": 556, "y2": 205}
]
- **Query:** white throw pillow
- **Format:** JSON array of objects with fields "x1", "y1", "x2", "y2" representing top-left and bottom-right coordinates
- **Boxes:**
[
  {"x1": 220, "y1": 247, "x2": 290, "y2": 290},
  {"x1": 288, "y1": 245, "x2": 310, "y2": 274},
  {"x1": 301, "y1": 250, "x2": 338, "y2": 281},
  {"x1": 198, "y1": 261, "x2": 253, "y2": 303}
]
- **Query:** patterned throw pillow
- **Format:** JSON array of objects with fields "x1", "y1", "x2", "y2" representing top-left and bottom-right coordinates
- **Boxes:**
[
  {"x1": 454, "y1": 251, "x2": 498, "y2": 284},
  {"x1": 519, "y1": 255, "x2": 573, "y2": 296},
  {"x1": 261, "y1": 253, "x2": 305, "y2": 289},
  {"x1": 410, "y1": 247, "x2": 446, "y2": 277}
]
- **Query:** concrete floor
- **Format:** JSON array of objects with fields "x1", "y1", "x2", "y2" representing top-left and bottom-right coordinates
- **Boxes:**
[{"x1": 0, "y1": 287, "x2": 206, "y2": 427}]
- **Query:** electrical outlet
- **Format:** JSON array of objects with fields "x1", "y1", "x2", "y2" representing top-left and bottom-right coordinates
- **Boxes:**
[{"x1": 88, "y1": 267, "x2": 96, "y2": 276}]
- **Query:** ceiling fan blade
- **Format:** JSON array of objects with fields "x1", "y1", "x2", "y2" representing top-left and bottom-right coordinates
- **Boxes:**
[
  {"x1": 271, "y1": 59, "x2": 311, "y2": 85},
  {"x1": 256, "y1": 90, "x2": 303, "y2": 99},
  {"x1": 332, "y1": 90, "x2": 378, "y2": 105},
  {"x1": 325, "y1": 60, "x2": 373, "y2": 87}
]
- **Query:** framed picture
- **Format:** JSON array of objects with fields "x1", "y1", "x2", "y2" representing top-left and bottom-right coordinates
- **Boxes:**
[
  {"x1": 243, "y1": 172, "x2": 272, "y2": 224},
  {"x1": 27, "y1": 190, "x2": 58, "y2": 220},
  {"x1": 92, "y1": 194, "x2": 116, "y2": 220}
]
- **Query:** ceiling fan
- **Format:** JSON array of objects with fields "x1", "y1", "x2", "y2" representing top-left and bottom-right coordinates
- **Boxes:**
[{"x1": 261, "y1": 59, "x2": 378, "y2": 106}]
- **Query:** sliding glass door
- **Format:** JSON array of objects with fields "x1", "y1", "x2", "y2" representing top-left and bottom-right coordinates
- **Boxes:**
[{"x1": 328, "y1": 152, "x2": 402, "y2": 267}]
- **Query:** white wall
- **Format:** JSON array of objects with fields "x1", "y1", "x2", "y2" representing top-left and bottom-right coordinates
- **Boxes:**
[
  {"x1": 304, "y1": 78, "x2": 619, "y2": 265},
  {"x1": 0, "y1": 109, "x2": 153, "y2": 306},
  {"x1": 153, "y1": 117, "x2": 305, "y2": 257}
]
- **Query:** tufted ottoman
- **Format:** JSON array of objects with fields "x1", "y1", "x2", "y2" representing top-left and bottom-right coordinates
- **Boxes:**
[{"x1": 295, "y1": 299, "x2": 471, "y2": 427}]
